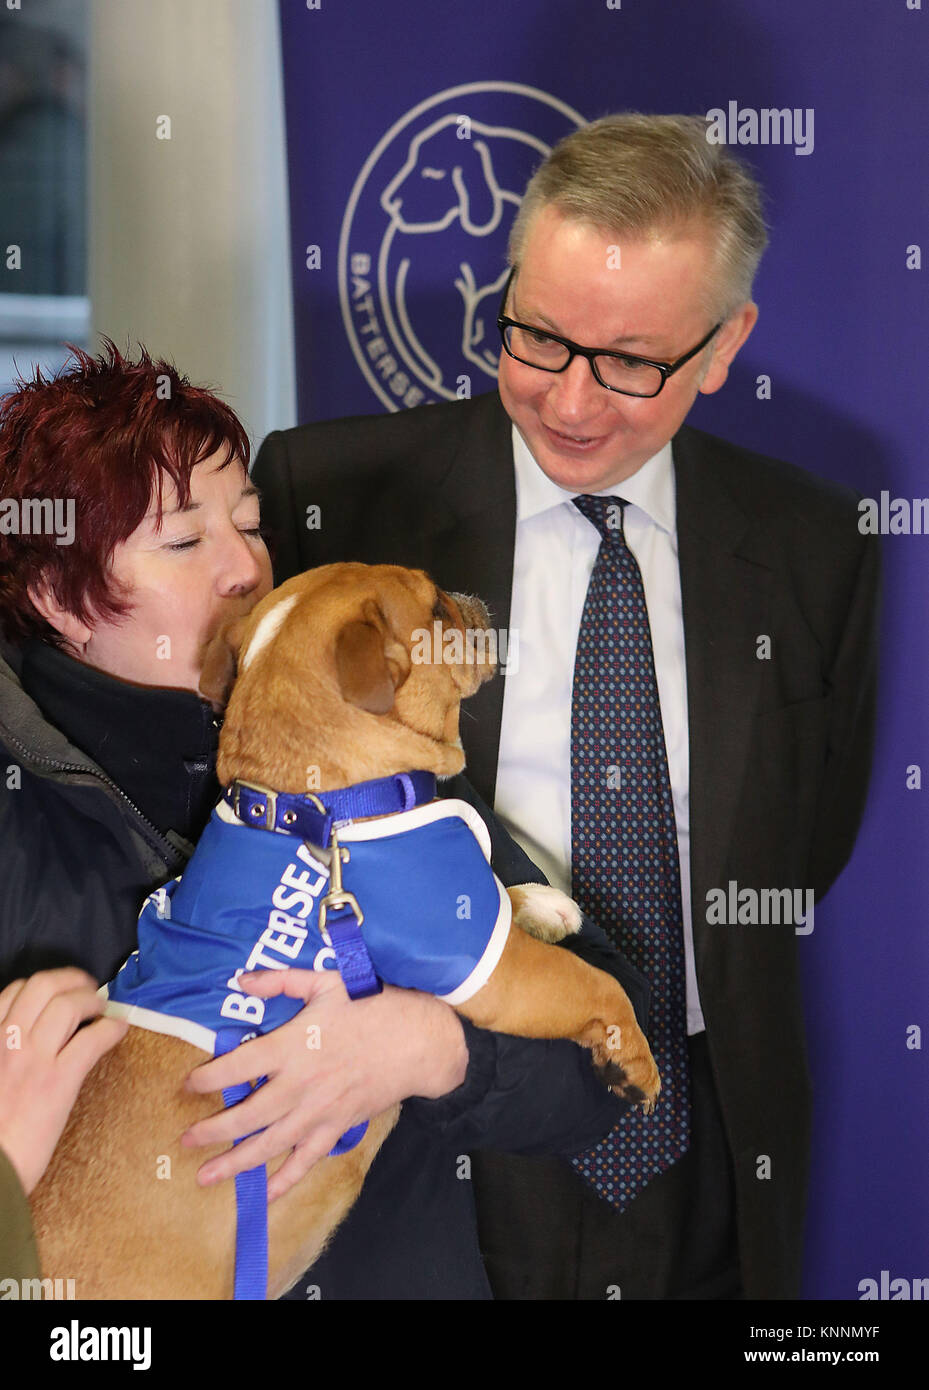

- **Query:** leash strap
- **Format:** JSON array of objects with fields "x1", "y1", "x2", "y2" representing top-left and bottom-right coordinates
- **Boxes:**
[
  {"x1": 214, "y1": 1025, "x2": 269, "y2": 1301},
  {"x1": 214, "y1": 927, "x2": 375, "y2": 1299},
  {"x1": 327, "y1": 901, "x2": 382, "y2": 1001},
  {"x1": 318, "y1": 899, "x2": 380, "y2": 1153}
]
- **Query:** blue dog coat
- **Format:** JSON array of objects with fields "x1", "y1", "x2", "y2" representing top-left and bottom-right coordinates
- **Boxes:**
[{"x1": 106, "y1": 797, "x2": 512, "y2": 1053}]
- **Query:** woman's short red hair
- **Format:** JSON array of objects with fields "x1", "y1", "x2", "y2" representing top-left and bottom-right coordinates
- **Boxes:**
[{"x1": 0, "y1": 339, "x2": 251, "y2": 647}]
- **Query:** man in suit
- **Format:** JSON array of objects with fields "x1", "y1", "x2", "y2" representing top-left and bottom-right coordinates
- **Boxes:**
[{"x1": 252, "y1": 114, "x2": 879, "y2": 1299}]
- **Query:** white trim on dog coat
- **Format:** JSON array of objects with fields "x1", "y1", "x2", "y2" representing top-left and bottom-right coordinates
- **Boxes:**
[{"x1": 105, "y1": 798, "x2": 512, "y2": 1053}]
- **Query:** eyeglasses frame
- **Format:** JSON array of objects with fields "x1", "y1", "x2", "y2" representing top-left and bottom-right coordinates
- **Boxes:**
[{"x1": 496, "y1": 267, "x2": 724, "y2": 399}]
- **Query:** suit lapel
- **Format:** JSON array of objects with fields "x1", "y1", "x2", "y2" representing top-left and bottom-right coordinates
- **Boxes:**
[
  {"x1": 673, "y1": 427, "x2": 773, "y2": 955},
  {"x1": 418, "y1": 393, "x2": 516, "y2": 805}
]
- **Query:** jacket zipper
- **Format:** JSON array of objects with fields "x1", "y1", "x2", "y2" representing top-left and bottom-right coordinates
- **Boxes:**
[{"x1": 2, "y1": 726, "x2": 184, "y2": 863}]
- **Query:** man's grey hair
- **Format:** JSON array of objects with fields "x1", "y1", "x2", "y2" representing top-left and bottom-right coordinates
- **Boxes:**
[{"x1": 508, "y1": 113, "x2": 769, "y2": 320}]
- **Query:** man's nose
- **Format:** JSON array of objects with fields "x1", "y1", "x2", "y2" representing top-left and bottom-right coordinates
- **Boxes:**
[{"x1": 546, "y1": 353, "x2": 604, "y2": 422}]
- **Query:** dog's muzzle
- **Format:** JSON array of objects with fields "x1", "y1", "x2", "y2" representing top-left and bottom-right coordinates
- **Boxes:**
[
  {"x1": 448, "y1": 590, "x2": 496, "y2": 679},
  {"x1": 449, "y1": 590, "x2": 492, "y2": 633}
]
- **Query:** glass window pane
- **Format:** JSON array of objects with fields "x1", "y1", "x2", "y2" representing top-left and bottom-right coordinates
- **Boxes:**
[{"x1": 0, "y1": 0, "x2": 90, "y2": 395}]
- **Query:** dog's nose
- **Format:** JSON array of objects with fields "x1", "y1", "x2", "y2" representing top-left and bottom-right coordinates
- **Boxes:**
[
  {"x1": 449, "y1": 591, "x2": 491, "y2": 633},
  {"x1": 447, "y1": 590, "x2": 497, "y2": 685}
]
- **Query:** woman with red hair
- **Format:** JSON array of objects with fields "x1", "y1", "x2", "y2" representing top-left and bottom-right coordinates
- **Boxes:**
[
  {"x1": 0, "y1": 339, "x2": 272, "y2": 985},
  {"x1": 0, "y1": 339, "x2": 273, "y2": 1281}
]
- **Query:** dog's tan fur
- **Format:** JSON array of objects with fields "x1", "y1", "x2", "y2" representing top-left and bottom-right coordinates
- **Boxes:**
[{"x1": 31, "y1": 562, "x2": 659, "y2": 1298}]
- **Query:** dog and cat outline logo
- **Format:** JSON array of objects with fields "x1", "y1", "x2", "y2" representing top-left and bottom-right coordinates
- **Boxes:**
[{"x1": 338, "y1": 81, "x2": 585, "y2": 412}]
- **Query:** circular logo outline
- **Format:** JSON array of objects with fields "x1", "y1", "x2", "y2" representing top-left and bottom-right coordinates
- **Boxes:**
[{"x1": 338, "y1": 81, "x2": 586, "y2": 412}]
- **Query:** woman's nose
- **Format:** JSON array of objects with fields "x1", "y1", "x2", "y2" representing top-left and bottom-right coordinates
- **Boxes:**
[{"x1": 220, "y1": 529, "x2": 269, "y2": 596}]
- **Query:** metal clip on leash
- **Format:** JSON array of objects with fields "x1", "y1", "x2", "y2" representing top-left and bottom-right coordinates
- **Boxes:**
[
  {"x1": 318, "y1": 826, "x2": 364, "y2": 937},
  {"x1": 316, "y1": 824, "x2": 379, "y2": 1159}
]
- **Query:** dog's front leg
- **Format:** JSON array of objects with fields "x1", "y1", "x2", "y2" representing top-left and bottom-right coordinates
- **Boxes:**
[
  {"x1": 507, "y1": 882, "x2": 584, "y2": 943},
  {"x1": 455, "y1": 919, "x2": 660, "y2": 1112}
]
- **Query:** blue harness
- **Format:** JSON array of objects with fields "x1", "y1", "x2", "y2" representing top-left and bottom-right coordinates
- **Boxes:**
[{"x1": 106, "y1": 773, "x2": 511, "y2": 1298}]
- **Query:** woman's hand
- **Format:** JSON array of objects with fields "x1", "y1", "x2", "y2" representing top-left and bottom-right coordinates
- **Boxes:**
[
  {"x1": 0, "y1": 967, "x2": 128, "y2": 1195},
  {"x1": 181, "y1": 968, "x2": 468, "y2": 1201}
]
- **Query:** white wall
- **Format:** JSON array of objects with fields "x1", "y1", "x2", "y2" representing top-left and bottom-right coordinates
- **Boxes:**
[{"x1": 89, "y1": 0, "x2": 295, "y2": 456}]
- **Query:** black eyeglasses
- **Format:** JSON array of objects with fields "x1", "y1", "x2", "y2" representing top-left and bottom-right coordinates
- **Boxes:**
[{"x1": 497, "y1": 268, "x2": 722, "y2": 399}]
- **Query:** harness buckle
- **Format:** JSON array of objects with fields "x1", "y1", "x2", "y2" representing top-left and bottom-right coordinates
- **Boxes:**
[{"x1": 233, "y1": 780, "x2": 278, "y2": 831}]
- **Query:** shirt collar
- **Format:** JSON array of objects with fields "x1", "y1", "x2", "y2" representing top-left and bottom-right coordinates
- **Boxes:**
[{"x1": 512, "y1": 424, "x2": 676, "y2": 536}]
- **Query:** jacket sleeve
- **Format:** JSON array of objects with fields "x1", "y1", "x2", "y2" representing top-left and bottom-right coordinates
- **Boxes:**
[
  {"x1": 403, "y1": 775, "x2": 650, "y2": 1156},
  {"x1": 0, "y1": 1146, "x2": 41, "y2": 1283},
  {"x1": 807, "y1": 529, "x2": 881, "y2": 901}
]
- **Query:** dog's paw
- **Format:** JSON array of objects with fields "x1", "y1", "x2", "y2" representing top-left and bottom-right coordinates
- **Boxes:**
[
  {"x1": 591, "y1": 1028, "x2": 662, "y2": 1113},
  {"x1": 599, "y1": 1056, "x2": 662, "y2": 1114},
  {"x1": 508, "y1": 883, "x2": 583, "y2": 944}
]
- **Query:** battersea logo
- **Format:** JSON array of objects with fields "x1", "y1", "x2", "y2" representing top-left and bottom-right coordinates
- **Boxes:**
[{"x1": 338, "y1": 82, "x2": 584, "y2": 412}]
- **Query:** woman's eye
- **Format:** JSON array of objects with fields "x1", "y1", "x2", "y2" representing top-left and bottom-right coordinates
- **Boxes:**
[{"x1": 167, "y1": 524, "x2": 262, "y2": 551}]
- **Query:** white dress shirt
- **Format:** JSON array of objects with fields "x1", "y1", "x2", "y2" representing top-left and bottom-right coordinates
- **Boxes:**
[{"x1": 494, "y1": 425, "x2": 706, "y2": 1034}]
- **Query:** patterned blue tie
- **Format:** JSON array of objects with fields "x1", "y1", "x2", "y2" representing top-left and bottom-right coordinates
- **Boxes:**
[{"x1": 569, "y1": 494, "x2": 691, "y2": 1210}]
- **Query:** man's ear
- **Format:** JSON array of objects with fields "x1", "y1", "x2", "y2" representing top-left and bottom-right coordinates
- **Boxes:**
[
  {"x1": 335, "y1": 599, "x2": 411, "y2": 714},
  {"x1": 698, "y1": 302, "x2": 758, "y2": 396},
  {"x1": 199, "y1": 614, "x2": 250, "y2": 712},
  {"x1": 27, "y1": 580, "x2": 93, "y2": 648}
]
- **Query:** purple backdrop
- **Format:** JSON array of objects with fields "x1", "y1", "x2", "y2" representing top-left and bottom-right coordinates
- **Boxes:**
[{"x1": 278, "y1": 0, "x2": 929, "y2": 1298}]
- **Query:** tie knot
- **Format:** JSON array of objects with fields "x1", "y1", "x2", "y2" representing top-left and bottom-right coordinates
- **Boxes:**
[{"x1": 572, "y1": 493, "x2": 628, "y2": 542}]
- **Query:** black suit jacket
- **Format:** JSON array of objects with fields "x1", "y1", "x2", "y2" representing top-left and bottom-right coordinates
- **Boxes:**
[{"x1": 253, "y1": 390, "x2": 880, "y2": 1299}]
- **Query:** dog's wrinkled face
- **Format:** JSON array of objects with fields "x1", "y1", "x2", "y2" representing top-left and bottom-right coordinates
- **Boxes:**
[{"x1": 199, "y1": 562, "x2": 495, "y2": 790}]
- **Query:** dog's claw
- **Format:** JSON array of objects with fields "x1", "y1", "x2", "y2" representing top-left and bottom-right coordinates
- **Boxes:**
[{"x1": 595, "y1": 1050, "x2": 661, "y2": 1112}]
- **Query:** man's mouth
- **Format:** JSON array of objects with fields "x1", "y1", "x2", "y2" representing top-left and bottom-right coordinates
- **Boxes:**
[{"x1": 544, "y1": 423, "x2": 603, "y2": 449}]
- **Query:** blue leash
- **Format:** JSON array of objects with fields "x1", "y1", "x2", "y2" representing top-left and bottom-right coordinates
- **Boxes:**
[
  {"x1": 214, "y1": 1025, "x2": 270, "y2": 1301},
  {"x1": 215, "y1": 912, "x2": 379, "y2": 1299}
]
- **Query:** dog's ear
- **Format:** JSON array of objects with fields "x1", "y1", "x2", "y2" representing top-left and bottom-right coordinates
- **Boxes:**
[
  {"x1": 199, "y1": 613, "x2": 251, "y2": 713},
  {"x1": 335, "y1": 598, "x2": 411, "y2": 714},
  {"x1": 453, "y1": 138, "x2": 499, "y2": 235}
]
